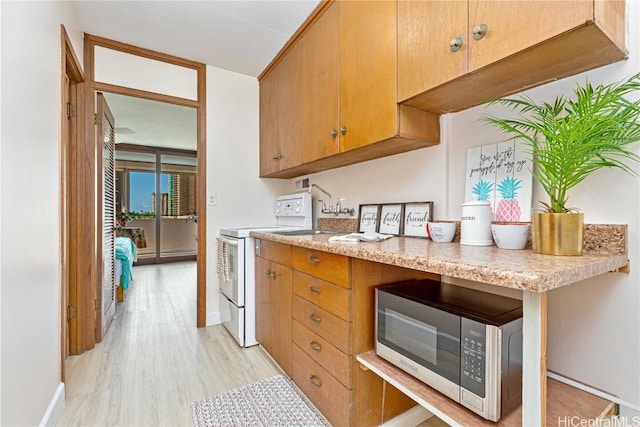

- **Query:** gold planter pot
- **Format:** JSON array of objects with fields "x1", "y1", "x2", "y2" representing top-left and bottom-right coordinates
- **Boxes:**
[{"x1": 532, "y1": 212, "x2": 584, "y2": 256}]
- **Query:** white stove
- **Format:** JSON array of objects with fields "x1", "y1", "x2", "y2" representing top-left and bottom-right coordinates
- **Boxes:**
[{"x1": 217, "y1": 192, "x2": 312, "y2": 347}]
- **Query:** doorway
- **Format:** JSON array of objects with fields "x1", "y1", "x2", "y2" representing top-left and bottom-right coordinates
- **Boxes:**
[{"x1": 84, "y1": 34, "x2": 207, "y2": 337}]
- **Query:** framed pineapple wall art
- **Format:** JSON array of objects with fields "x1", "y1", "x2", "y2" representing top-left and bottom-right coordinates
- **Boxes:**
[{"x1": 464, "y1": 141, "x2": 532, "y2": 222}]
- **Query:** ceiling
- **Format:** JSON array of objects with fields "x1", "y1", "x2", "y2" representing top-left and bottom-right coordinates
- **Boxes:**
[
  {"x1": 77, "y1": 0, "x2": 320, "y2": 150},
  {"x1": 75, "y1": 0, "x2": 320, "y2": 78}
]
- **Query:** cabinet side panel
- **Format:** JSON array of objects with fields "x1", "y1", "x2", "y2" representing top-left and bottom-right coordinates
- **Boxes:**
[{"x1": 594, "y1": 0, "x2": 626, "y2": 50}]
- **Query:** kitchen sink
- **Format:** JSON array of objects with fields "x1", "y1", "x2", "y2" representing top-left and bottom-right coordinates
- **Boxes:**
[{"x1": 272, "y1": 229, "x2": 343, "y2": 236}]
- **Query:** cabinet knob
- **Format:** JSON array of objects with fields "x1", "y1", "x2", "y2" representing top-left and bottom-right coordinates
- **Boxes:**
[
  {"x1": 449, "y1": 37, "x2": 464, "y2": 52},
  {"x1": 309, "y1": 341, "x2": 322, "y2": 352},
  {"x1": 472, "y1": 23, "x2": 488, "y2": 40},
  {"x1": 272, "y1": 153, "x2": 282, "y2": 160},
  {"x1": 330, "y1": 129, "x2": 338, "y2": 138},
  {"x1": 340, "y1": 126, "x2": 347, "y2": 136},
  {"x1": 264, "y1": 269, "x2": 271, "y2": 277},
  {"x1": 309, "y1": 375, "x2": 322, "y2": 387}
]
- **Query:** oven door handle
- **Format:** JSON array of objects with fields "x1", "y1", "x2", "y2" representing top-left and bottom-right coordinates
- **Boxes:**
[{"x1": 217, "y1": 236, "x2": 239, "y2": 246}]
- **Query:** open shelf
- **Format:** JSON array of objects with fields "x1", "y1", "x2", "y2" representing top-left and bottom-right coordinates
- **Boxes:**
[{"x1": 357, "y1": 351, "x2": 613, "y2": 426}]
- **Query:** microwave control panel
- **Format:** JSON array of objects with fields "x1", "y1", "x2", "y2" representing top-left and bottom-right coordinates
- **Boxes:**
[{"x1": 461, "y1": 318, "x2": 486, "y2": 398}]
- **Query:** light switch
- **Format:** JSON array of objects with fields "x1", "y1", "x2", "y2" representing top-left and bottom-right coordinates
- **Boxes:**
[{"x1": 208, "y1": 192, "x2": 217, "y2": 206}]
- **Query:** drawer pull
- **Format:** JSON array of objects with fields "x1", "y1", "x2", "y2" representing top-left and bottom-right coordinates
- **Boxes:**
[
  {"x1": 308, "y1": 256, "x2": 321, "y2": 263},
  {"x1": 309, "y1": 341, "x2": 322, "y2": 352},
  {"x1": 309, "y1": 314, "x2": 321, "y2": 323},
  {"x1": 309, "y1": 375, "x2": 322, "y2": 387},
  {"x1": 309, "y1": 286, "x2": 321, "y2": 294}
]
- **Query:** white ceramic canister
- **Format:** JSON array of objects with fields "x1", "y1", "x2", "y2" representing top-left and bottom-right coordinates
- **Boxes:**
[{"x1": 460, "y1": 200, "x2": 493, "y2": 246}]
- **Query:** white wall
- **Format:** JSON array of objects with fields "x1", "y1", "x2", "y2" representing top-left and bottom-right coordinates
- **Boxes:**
[
  {"x1": 303, "y1": 2, "x2": 640, "y2": 413},
  {"x1": 0, "y1": 1, "x2": 84, "y2": 425},
  {"x1": 205, "y1": 65, "x2": 288, "y2": 325}
]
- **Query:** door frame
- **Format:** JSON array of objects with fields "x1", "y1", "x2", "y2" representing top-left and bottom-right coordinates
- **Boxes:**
[
  {"x1": 84, "y1": 34, "x2": 208, "y2": 339},
  {"x1": 61, "y1": 25, "x2": 94, "y2": 370}
]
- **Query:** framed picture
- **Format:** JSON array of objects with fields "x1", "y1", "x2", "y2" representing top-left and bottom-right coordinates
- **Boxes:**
[
  {"x1": 378, "y1": 204, "x2": 403, "y2": 235},
  {"x1": 402, "y1": 202, "x2": 434, "y2": 238},
  {"x1": 358, "y1": 204, "x2": 380, "y2": 232}
]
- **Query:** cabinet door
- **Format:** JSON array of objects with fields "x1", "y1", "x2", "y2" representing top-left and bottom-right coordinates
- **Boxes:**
[
  {"x1": 468, "y1": 0, "x2": 592, "y2": 71},
  {"x1": 255, "y1": 256, "x2": 272, "y2": 350},
  {"x1": 277, "y1": 41, "x2": 304, "y2": 171},
  {"x1": 339, "y1": 1, "x2": 398, "y2": 152},
  {"x1": 303, "y1": 3, "x2": 340, "y2": 163},
  {"x1": 398, "y1": 0, "x2": 468, "y2": 101},
  {"x1": 270, "y1": 262, "x2": 292, "y2": 375},
  {"x1": 259, "y1": 41, "x2": 304, "y2": 176}
]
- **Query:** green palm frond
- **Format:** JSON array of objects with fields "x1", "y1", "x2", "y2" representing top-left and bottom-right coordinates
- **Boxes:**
[{"x1": 481, "y1": 72, "x2": 640, "y2": 213}]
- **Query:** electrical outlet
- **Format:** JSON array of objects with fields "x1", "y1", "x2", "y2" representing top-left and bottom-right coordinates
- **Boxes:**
[
  {"x1": 208, "y1": 192, "x2": 217, "y2": 206},
  {"x1": 295, "y1": 177, "x2": 310, "y2": 191}
]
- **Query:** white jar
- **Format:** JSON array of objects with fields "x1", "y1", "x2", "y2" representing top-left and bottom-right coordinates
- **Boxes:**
[{"x1": 460, "y1": 200, "x2": 493, "y2": 246}]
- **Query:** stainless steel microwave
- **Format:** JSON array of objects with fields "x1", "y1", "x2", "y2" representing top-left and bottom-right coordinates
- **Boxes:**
[{"x1": 375, "y1": 279, "x2": 523, "y2": 421}]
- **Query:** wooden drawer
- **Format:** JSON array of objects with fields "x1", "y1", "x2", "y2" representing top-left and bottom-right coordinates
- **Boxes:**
[
  {"x1": 292, "y1": 270, "x2": 351, "y2": 321},
  {"x1": 292, "y1": 295, "x2": 351, "y2": 354},
  {"x1": 292, "y1": 344, "x2": 351, "y2": 426},
  {"x1": 292, "y1": 320, "x2": 352, "y2": 388},
  {"x1": 256, "y1": 239, "x2": 291, "y2": 266},
  {"x1": 292, "y1": 246, "x2": 349, "y2": 288}
]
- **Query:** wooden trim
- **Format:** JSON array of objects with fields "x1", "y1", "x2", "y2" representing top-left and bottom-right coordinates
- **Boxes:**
[
  {"x1": 258, "y1": 0, "x2": 334, "y2": 80},
  {"x1": 85, "y1": 33, "x2": 208, "y2": 329},
  {"x1": 78, "y1": 44, "x2": 94, "y2": 354},
  {"x1": 196, "y1": 61, "x2": 207, "y2": 328},
  {"x1": 116, "y1": 143, "x2": 197, "y2": 157},
  {"x1": 92, "y1": 81, "x2": 200, "y2": 109},
  {"x1": 85, "y1": 34, "x2": 203, "y2": 70}
]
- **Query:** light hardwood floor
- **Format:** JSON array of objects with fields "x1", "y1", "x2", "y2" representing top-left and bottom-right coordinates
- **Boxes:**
[{"x1": 57, "y1": 261, "x2": 280, "y2": 426}]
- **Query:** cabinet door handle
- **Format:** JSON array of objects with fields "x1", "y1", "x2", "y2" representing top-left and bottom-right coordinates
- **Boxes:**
[
  {"x1": 472, "y1": 23, "x2": 488, "y2": 41},
  {"x1": 340, "y1": 126, "x2": 347, "y2": 136},
  {"x1": 309, "y1": 341, "x2": 322, "y2": 352},
  {"x1": 309, "y1": 375, "x2": 322, "y2": 387},
  {"x1": 309, "y1": 286, "x2": 321, "y2": 294},
  {"x1": 449, "y1": 37, "x2": 463, "y2": 52},
  {"x1": 309, "y1": 314, "x2": 321, "y2": 323},
  {"x1": 330, "y1": 129, "x2": 338, "y2": 138},
  {"x1": 308, "y1": 256, "x2": 321, "y2": 264},
  {"x1": 264, "y1": 269, "x2": 271, "y2": 277},
  {"x1": 272, "y1": 153, "x2": 282, "y2": 160}
]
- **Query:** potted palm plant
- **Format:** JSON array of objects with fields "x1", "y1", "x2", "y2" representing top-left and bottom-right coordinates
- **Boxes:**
[{"x1": 482, "y1": 73, "x2": 640, "y2": 255}]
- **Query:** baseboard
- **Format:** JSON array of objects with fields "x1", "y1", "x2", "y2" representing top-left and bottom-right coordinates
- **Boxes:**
[
  {"x1": 380, "y1": 405, "x2": 433, "y2": 427},
  {"x1": 206, "y1": 310, "x2": 221, "y2": 326},
  {"x1": 39, "y1": 382, "x2": 65, "y2": 427}
]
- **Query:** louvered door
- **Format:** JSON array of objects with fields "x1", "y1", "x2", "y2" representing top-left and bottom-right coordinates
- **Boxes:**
[{"x1": 97, "y1": 92, "x2": 116, "y2": 337}]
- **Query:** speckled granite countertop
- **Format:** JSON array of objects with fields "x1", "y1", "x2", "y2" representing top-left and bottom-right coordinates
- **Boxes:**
[{"x1": 250, "y1": 232, "x2": 628, "y2": 293}]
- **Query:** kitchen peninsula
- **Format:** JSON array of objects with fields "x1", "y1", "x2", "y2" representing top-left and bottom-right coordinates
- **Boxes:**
[{"x1": 251, "y1": 229, "x2": 628, "y2": 426}]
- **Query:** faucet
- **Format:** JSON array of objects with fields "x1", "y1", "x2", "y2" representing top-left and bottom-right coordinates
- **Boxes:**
[{"x1": 309, "y1": 184, "x2": 355, "y2": 216}]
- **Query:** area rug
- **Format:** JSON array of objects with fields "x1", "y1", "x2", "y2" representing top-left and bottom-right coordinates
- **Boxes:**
[{"x1": 191, "y1": 375, "x2": 331, "y2": 427}]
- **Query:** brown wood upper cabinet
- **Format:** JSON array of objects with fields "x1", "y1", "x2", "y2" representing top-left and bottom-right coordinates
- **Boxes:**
[
  {"x1": 259, "y1": 40, "x2": 304, "y2": 176},
  {"x1": 260, "y1": 0, "x2": 440, "y2": 179},
  {"x1": 398, "y1": 0, "x2": 627, "y2": 113}
]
